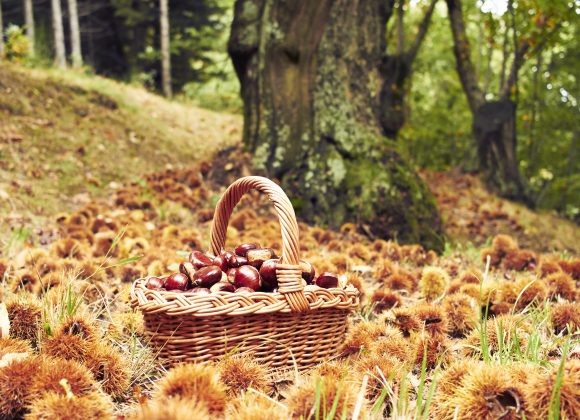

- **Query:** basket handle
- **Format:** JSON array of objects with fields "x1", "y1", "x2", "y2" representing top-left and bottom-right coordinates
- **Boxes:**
[{"x1": 208, "y1": 176, "x2": 310, "y2": 312}]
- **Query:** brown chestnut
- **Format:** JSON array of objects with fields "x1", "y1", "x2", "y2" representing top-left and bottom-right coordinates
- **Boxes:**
[
  {"x1": 165, "y1": 273, "x2": 191, "y2": 291},
  {"x1": 234, "y1": 242, "x2": 260, "y2": 257},
  {"x1": 193, "y1": 265, "x2": 223, "y2": 288},
  {"x1": 234, "y1": 265, "x2": 261, "y2": 290},
  {"x1": 235, "y1": 287, "x2": 255, "y2": 294},
  {"x1": 246, "y1": 248, "x2": 276, "y2": 269},
  {"x1": 299, "y1": 260, "x2": 316, "y2": 284},
  {"x1": 179, "y1": 262, "x2": 196, "y2": 280},
  {"x1": 227, "y1": 253, "x2": 248, "y2": 268},
  {"x1": 210, "y1": 282, "x2": 235, "y2": 293},
  {"x1": 213, "y1": 251, "x2": 233, "y2": 272},
  {"x1": 189, "y1": 287, "x2": 211, "y2": 295},
  {"x1": 145, "y1": 276, "x2": 165, "y2": 290},
  {"x1": 314, "y1": 272, "x2": 339, "y2": 289},
  {"x1": 189, "y1": 250, "x2": 214, "y2": 269},
  {"x1": 259, "y1": 259, "x2": 279, "y2": 290},
  {"x1": 226, "y1": 268, "x2": 238, "y2": 284}
]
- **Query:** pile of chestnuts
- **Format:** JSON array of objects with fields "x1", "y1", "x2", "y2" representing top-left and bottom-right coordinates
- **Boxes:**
[{"x1": 144, "y1": 242, "x2": 339, "y2": 295}]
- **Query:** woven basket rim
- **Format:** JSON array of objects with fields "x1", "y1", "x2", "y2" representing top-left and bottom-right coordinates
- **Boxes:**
[{"x1": 131, "y1": 277, "x2": 359, "y2": 317}]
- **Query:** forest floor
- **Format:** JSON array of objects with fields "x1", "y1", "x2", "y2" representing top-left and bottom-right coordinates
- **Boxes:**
[
  {"x1": 0, "y1": 64, "x2": 577, "y2": 254},
  {"x1": 0, "y1": 63, "x2": 241, "y2": 242},
  {"x1": 0, "y1": 65, "x2": 578, "y2": 419}
]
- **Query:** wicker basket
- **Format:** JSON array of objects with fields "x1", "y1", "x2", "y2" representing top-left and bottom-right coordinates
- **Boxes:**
[{"x1": 131, "y1": 176, "x2": 360, "y2": 370}]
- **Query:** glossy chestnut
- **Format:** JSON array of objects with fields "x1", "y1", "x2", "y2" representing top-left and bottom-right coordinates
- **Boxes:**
[
  {"x1": 234, "y1": 242, "x2": 260, "y2": 257},
  {"x1": 314, "y1": 272, "x2": 339, "y2": 289},
  {"x1": 299, "y1": 260, "x2": 316, "y2": 284},
  {"x1": 145, "y1": 276, "x2": 165, "y2": 290},
  {"x1": 259, "y1": 259, "x2": 279, "y2": 290},
  {"x1": 226, "y1": 268, "x2": 238, "y2": 284},
  {"x1": 210, "y1": 282, "x2": 236, "y2": 293},
  {"x1": 193, "y1": 265, "x2": 223, "y2": 288},
  {"x1": 213, "y1": 251, "x2": 233, "y2": 272},
  {"x1": 233, "y1": 265, "x2": 261, "y2": 290},
  {"x1": 227, "y1": 253, "x2": 248, "y2": 268},
  {"x1": 246, "y1": 248, "x2": 276, "y2": 268},
  {"x1": 179, "y1": 262, "x2": 196, "y2": 280},
  {"x1": 189, "y1": 250, "x2": 214, "y2": 269},
  {"x1": 165, "y1": 273, "x2": 191, "y2": 291}
]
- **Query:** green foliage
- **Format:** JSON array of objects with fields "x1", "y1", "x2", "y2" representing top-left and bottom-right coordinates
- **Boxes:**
[
  {"x1": 4, "y1": 25, "x2": 30, "y2": 62},
  {"x1": 402, "y1": 1, "x2": 579, "y2": 220}
]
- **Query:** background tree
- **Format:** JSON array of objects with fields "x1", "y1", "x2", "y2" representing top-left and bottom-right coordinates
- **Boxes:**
[
  {"x1": 67, "y1": 0, "x2": 81, "y2": 67},
  {"x1": 445, "y1": 0, "x2": 565, "y2": 204},
  {"x1": 379, "y1": 0, "x2": 438, "y2": 138},
  {"x1": 51, "y1": 0, "x2": 65, "y2": 67},
  {"x1": 159, "y1": 0, "x2": 171, "y2": 97},
  {"x1": 23, "y1": 0, "x2": 33, "y2": 56},
  {"x1": 229, "y1": 0, "x2": 444, "y2": 250}
]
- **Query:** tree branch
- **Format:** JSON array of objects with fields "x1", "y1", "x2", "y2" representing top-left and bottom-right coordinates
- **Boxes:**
[
  {"x1": 406, "y1": 0, "x2": 438, "y2": 64},
  {"x1": 396, "y1": 0, "x2": 405, "y2": 55},
  {"x1": 445, "y1": 0, "x2": 484, "y2": 112},
  {"x1": 500, "y1": 40, "x2": 529, "y2": 100}
]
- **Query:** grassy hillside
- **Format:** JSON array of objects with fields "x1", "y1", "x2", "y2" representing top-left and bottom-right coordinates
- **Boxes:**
[
  {"x1": 0, "y1": 64, "x2": 241, "y2": 240},
  {"x1": 0, "y1": 64, "x2": 578, "y2": 254}
]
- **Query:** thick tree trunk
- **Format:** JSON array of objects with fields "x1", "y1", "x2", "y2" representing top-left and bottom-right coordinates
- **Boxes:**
[
  {"x1": 160, "y1": 0, "x2": 172, "y2": 97},
  {"x1": 24, "y1": 0, "x2": 35, "y2": 57},
  {"x1": 229, "y1": 0, "x2": 444, "y2": 251},
  {"x1": 51, "y1": 0, "x2": 66, "y2": 68},
  {"x1": 67, "y1": 0, "x2": 82, "y2": 67}
]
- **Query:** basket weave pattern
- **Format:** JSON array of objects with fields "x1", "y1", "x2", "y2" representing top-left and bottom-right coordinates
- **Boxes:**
[{"x1": 132, "y1": 176, "x2": 359, "y2": 369}]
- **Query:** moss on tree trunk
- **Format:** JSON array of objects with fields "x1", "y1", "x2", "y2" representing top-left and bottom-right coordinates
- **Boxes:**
[{"x1": 229, "y1": 0, "x2": 444, "y2": 251}]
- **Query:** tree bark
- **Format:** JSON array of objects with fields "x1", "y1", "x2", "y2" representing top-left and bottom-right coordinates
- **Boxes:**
[
  {"x1": 24, "y1": 0, "x2": 35, "y2": 57},
  {"x1": 0, "y1": 0, "x2": 4, "y2": 58},
  {"x1": 229, "y1": 0, "x2": 444, "y2": 251},
  {"x1": 160, "y1": 0, "x2": 172, "y2": 97},
  {"x1": 67, "y1": 0, "x2": 82, "y2": 67},
  {"x1": 51, "y1": 0, "x2": 66, "y2": 68}
]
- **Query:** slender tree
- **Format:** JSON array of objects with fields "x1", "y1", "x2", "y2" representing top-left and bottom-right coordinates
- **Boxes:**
[
  {"x1": 24, "y1": 0, "x2": 34, "y2": 56},
  {"x1": 67, "y1": 0, "x2": 82, "y2": 67},
  {"x1": 51, "y1": 0, "x2": 66, "y2": 68},
  {"x1": 379, "y1": 0, "x2": 438, "y2": 138},
  {"x1": 160, "y1": 0, "x2": 172, "y2": 97},
  {"x1": 229, "y1": 0, "x2": 444, "y2": 250},
  {"x1": 0, "y1": 0, "x2": 4, "y2": 58},
  {"x1": 446, "y1": 0, "x2": 530, "y2": 202}
]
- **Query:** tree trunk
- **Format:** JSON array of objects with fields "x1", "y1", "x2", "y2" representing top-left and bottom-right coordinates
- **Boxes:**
[
  {"x1": 24, "y1": 0, "x2": 35, "y2": 57},
  {"x1": 229, "y1": 0, "x2": 444, "y2": 251},
  {"x1": 473, "y1": 100, "x2": 529, "y2": 203},
  {"x1": 379, "y1": 55, "x2": 410, "y2": 138},
  {"x1": 67, "y1": 0, "x2": 82, "y2": 67},
  {"x1": 0, "y1": 0, "x2": 4, "y2": 58},
  {"x1": 51, "y1": 0, "x2": 66, "y2": 68},
  {"x1": 160, "y1": 0, "x2": 172, "y2": 97}
]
